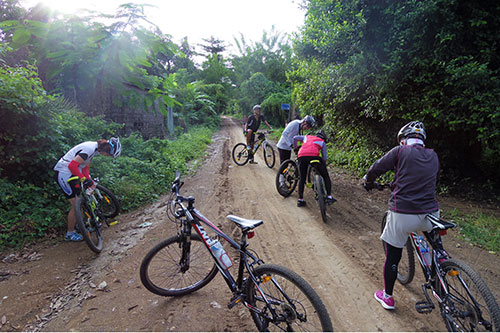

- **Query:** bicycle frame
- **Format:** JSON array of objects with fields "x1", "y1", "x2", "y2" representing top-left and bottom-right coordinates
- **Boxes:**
[{"x1": 173, "y1": 196, "x2": 288, "y2": 317}]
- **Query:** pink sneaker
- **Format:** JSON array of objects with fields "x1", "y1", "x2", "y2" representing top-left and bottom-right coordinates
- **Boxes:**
[{"x1": 374, "y1": 290, "x2": 395, "y2": 310}]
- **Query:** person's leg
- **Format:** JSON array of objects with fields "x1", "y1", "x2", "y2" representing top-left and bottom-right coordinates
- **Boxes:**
[
  {"x1": 67, "y1": 197, "x2": 77, "y2": 232},
  {"x1": 374, "y1": 242, "x2": 401, "y2": 310},
  {"x1": 278, "y1": 148, "x2": 291, "y2": 166},
  {"x1": 297, "y1": 157, "x2": 309, "y2": 202},
  {"x1": 317, "y1": 161, "x2": 332, "y2": 195},
  {"x1": 246, "y1": 129, "x2": 253, "y2": 148},
  {"x1": 247, "y1": 131, "x2": 255, "y2": 161}
]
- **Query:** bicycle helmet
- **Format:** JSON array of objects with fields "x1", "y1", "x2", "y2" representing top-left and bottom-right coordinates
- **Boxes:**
[
  {"x1": 397, "y1": 121, "x2": 426, "y2": 143},
  {"x1": 302, "y1": 115, "x2": 316, "y2": 127},
  {"x1": 108, "y1": 137, "x2": 121, "y2": 158},
  {"x1": 315, "y1": 129, "x2": 326, "y2": 141},
  {"x1": 253, "y1": 104, "x2": 261, "y2": 111}
]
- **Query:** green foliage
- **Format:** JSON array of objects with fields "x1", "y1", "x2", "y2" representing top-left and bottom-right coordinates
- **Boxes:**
[{"x1": 444, "y1": 209, "x2": 500, "y2": 254}]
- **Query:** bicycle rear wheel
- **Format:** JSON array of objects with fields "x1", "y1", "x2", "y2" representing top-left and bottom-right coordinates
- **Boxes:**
[
  {"x1": 381, "y1": 213, "x2": 415, "y2": 285},
  {"x1": 75, "y1": 196, "x2": 103, "y2": 254},
  {"x1": 246, "y1": 264, "x2": 333, "y2": 332},
  {"x1": 263, "y1": 143, "x2": 276, "y2": 169},
  {"x1": 232, "y1": 143, "x2": 250, "y2": 166},
  {"x1": 95, "y1": 184, "x2": 120, "y2": 218},
  {"x1": 140, "y1": 234, "x2": 218, "y2": 296},
  {"x1": 275, "y1": 160, "x2": 299, "y2": 197},
  {"x1": 313, "y1": 174, "x2": 327, "y2": 223},
  {"x1": 440, "y1": 259, "x2": 500, "y2": 331}
]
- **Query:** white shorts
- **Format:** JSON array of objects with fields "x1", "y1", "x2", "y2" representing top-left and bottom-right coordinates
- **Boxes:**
[{"x1": 381, "y1": 210, "x2": 440, "y2": 248}]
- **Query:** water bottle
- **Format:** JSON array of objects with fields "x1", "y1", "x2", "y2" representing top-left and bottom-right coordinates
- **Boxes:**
[
  {"x1": 417, "y1": 236, "x2": 432, "y2": 266},
  {"x1": 210, "y1": 240, "x2": 233, "y2": 269}
]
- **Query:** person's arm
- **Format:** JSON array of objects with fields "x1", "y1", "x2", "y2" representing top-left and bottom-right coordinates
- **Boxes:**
[
  {"x1": 265, "y1": 120, "x2": 272, "y2": 130},
  {"x1": 82, "y1": 165, "x2": 91, "y2": 181},
  {"x1": 364, "y1": 146, "x2": 400, "y2": 183},
  {"x1": 293, "y1": 135, "x2": 305, "y2": 149},
  {"x1": 67, "y1": 155, "x2": 86, "y2": 179},
  {"x1": 320, "y1": 143, "x2": 327, "y2": 163}
]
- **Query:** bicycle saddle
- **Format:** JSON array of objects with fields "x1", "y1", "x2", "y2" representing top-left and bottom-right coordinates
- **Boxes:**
[
  {"x1": 226, "y1": 215, "x2": 264, "y2": 230},
  {"x1": 426, "y1": 214, "x2": 457, "y2": 230}
]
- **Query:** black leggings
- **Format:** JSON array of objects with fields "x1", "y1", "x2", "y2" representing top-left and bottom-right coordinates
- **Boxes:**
[
  {"x1": 278, "y1": 148, "x2": 292, "y2": 166},
  {"x1": 383, "y1": 242, "x2": 402, "y2": 296},
  {"x1": 297, "y1": 156, "x2": 332, "y2": 199}
]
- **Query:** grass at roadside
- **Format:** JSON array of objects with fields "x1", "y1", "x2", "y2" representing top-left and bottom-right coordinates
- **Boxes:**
[{"x1": 442, "y1": 209, "x2": 500, "y2": 254}]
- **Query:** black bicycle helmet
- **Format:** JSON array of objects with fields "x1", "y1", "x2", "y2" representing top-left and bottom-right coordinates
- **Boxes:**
[
  {"x1": 315, "y1": 129, "x2": 326, "y2": 141},
  {"x1": 397, "y1": 121, "x2": 426, "y2": 143}
]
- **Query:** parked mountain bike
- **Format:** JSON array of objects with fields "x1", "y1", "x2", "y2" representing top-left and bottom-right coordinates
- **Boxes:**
[
  {"x1": 232, "y1": 131, "x2": 276, "y2": 168},
  {"x1": 140, "y1": 171, "x2": 333, "y2": 332},
  {"x1": 370, "y1": 183, "x2": 500, "y2": 332},
  {"x1": 74, "y1": 178, "x2": 120, "y2": 253},
  {"x1": 275, "y1": 158, "x2": 329, "y2": 223}
]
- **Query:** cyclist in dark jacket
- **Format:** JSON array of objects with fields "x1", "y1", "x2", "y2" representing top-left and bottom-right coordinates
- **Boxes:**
[
  {"x1": 363, "y1": 121, "x2": 445, "y2": 310},
  {"x1": 244, "y1": 105, "x2": 272, "y2": 164}
]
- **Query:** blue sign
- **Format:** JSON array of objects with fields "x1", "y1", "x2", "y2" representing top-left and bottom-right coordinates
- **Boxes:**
[{"x1": 281, "y1": 103, "x2": 290, "y2": 110}]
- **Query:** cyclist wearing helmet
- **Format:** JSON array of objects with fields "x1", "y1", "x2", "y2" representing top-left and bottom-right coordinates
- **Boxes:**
[
  {"x1": 363, "y1": 121, "x2": 444, "y2": 310},
  {"x1": 54, "y1": 138, "x2": 121, "y2": 241},
  {"x1": 277, "y1": 115, "x2": 315, "y2": 166},
  {"x1": 244, "y1": 104, "x2": 272, "y2": 164},
  {"x1": 293, "y1": 129, "x2": 336, "y2": 207}
]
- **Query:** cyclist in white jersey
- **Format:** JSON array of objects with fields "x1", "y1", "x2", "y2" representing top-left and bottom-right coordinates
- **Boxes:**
[{"x1": 54, "y1": 138, "x2": 121, "y2": 241}]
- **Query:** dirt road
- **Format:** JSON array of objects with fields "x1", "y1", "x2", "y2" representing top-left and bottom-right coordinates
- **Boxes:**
[{"x1": 1, "y1": 116, "x2": 499, "y2": 331}]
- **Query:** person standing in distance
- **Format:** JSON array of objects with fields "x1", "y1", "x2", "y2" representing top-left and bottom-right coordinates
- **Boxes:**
[{"x1": 244, "y1": 104, "x2": 272, "y2": 164}]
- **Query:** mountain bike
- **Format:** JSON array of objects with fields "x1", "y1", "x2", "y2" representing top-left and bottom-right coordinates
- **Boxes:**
[
  {"x1": 232, "y1": 131, "x2": 276, "y2": 168},
  {"x1": 140, "y1": 171, "x2": 333, "y2": 332},
  {"x1": 74, "y1": 178, "x2": 120, "y2": 254},
  {"x1": 368, "y1": 183, "x2": 500, "y2": 331},
  {"x1": 275, "y1": 158, "x2": 329, "y2": 223}
]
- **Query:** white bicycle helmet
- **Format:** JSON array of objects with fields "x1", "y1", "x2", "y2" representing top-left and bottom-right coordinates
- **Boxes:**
[
  {"x1": 108, "y1": 137, "x2": 121, "y2": 158},
  {"x1": 397, "y1": 121, "x2": 426, "y2": 143},
  {"x1": 302, "y1": 115, "x2": 316, "y2": 127},
  {"x1": 253, "y1": 104, "x2": 261, "y2": 111}
]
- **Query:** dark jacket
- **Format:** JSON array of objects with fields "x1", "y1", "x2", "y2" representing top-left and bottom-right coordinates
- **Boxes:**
[{"x1": 365, "y1": 143, "x2": 439, "y2": 213}]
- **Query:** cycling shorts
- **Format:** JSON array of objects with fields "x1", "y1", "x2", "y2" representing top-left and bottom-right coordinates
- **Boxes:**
[
  {"x1": 55, "y1": 170, "x2": 81, "y2": 199},
  {"x1": 381, "y1": 210, "x2": 439, "y2": 248}
]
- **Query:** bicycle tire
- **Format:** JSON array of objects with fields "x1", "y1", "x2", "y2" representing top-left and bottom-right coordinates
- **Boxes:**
[
  {"x1": 381, "y1": 213, "x2": 415, "y2": 285},
  {"x1": 440, "y1": 259, "x2": 500, "y2": 332},
  {"x1": 246, "y1": 264, "x2": 333, "y2": 332},
  {"x1": 95, "y1": 184, "x2": 120, "y2": 218},
  {"x1": 275, "y1": 159, "x2": 299, "y2": 197},
  {"x1": 314, "y1": 174, "x2": 327, "y2": 223},
  {"x1": 232, "y1": 143, "x2": 250, "y2": 166},
  {"x1": 263, "y1": 143, "x2": 276, "y2": 169},
  {"x1": 75, "y1": 196, "x2": 103, "y2": 254},
  {"x1": 140, "y1": 234, "x2": 218, "y2": 296}
]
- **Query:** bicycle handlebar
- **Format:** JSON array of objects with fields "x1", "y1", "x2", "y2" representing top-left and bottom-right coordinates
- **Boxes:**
[{"x1": 363, "y1": 181, "x2": 391, "y2": 192}]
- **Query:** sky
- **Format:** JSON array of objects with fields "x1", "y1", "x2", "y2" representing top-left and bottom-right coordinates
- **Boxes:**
[{"x1": 20, "y1": 0, "x2": 307, "y2": 55}]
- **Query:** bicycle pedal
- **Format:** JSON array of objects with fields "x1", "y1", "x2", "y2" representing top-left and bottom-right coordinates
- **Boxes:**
[
  {"x1": 109, "y1": 221, "x2": 118, "y2": 226},
  {"x1": 227, "y1": 294, "x2": 243, "y2": 309},
  {"x1": 415, "y1": 300, "x2": 434, "y2": 314}
]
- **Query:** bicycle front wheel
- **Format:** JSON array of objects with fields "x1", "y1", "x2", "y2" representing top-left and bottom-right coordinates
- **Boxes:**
[
  {"x1": 232, "y1": 143, "x2": 250, "y2": 166},
  {"x1": 313, "y1": 174, "x2": 327, "y2": 223},
  {"x1": 95, "y1": 184, "x2": 120, "y2": 218},
  {"x1": 140, "y1": 234, "x2": 218, "y2": 297},
  {"x1": 275, "y1": 160, "x2": 299, "y2": 197},
  {"x1": 263, "y1": 143, "x2": 276, "y2": 169},
  {"x1": 440, "y1": 259, "x2": 500, "y2": 332},
  {"x1": 246, "y1": 264, "x2": 333, "y2": 332},
  {"x1": 381, "y1": 213, "x2": 415, "y2": 285},
  {"x1": 75, "y1": 196, "x2": 103, "y2": 254}
]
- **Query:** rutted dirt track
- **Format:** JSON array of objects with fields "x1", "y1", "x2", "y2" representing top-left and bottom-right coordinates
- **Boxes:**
[{"x1": 1, "y1": 116, "x2": 499, "y2": 331}]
